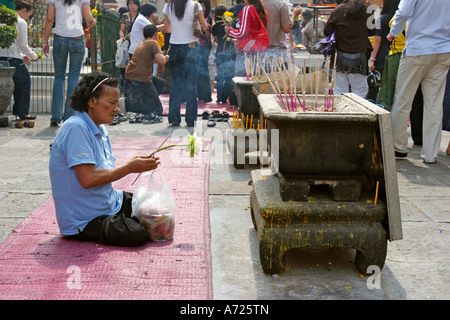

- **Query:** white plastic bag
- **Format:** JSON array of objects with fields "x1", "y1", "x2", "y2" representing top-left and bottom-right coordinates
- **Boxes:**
[
  {"x1": 115, "y1": 38, "x2": 130, "y2": 68},
  {"x1": 131, "y1": 170, "x2": 176, "y2": 241}
]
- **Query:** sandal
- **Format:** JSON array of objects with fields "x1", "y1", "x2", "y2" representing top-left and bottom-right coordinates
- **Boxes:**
[
  {"x1": 202, "y1": 110, "x2": 210, "y2": 120},
  {"x1": 129, "y1": 114, "x2": 144, "y2": 123},
  {"x1": 143, "y1": 114, "x2": 162, "y2": 124},
  {"x1": 209, "y1": 110, "x2": 223, "y2": 122},
  {"x1": 221, "y1": 111, "x2": 230, "y2": 121},
  {"x1": 116, "y1": 113, "x2": 128, "y2": 122}
]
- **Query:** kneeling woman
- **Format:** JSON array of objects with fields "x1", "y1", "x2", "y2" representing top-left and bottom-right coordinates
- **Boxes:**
[
  {"x1": 125, "y1": 24, "x2": 169, "y2": 122},
  {"x1": 49, "y1": 71, "x2": 160, "y2": 246}
]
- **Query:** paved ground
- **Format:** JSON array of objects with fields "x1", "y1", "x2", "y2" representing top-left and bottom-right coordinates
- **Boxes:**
[{"x1": 0, "y1": 113, "x2": 449, "y2": 300}]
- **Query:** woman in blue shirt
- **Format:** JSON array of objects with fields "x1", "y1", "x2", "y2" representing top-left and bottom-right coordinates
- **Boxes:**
[{"x1": 49, "y1": 71, "x2": 160, "y2": 246}]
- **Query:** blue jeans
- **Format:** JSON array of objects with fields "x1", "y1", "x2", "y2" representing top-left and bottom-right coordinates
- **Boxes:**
[
  {"x1": 51, "y1": 34, "x2": 86, "y2": 123},
  {"x1": 0, "y1": 57, "x2": 31, "y2": 118},
  {"x1": 197, "y1": 44, "x2": 212, "y2": 101},
  {"x1": 168, "y1": 44, "x2": 200, "y2": 125}
]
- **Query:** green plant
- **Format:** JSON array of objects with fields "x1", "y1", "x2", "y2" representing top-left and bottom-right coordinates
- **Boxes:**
[{"x1": 0, "y1": 5, "x2": 18, "y2": 49}]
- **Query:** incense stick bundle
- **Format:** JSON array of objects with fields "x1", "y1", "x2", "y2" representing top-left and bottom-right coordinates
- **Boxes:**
[
  {"x1": 315, "y1": 59, "x2": 320, "y2": 110},
  {"x1": 331, "y1": 52, "x2": 337, "y2": 112},
  {"x1": 325, "y1": 58, "x2": 330, "y2": 111},
  {"x1": 302, "y1": 61, "x2": 306, "y2": 111},
  {"x1": 259, "y1": 62, "x2": 287, "y2": 111}
]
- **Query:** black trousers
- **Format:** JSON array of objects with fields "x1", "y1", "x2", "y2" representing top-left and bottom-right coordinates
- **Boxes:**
[
  {"x1": 410, "y1": 85, "x2": 423, "y2": 145},
  {"x1": 0, "y1": 57, "x2": 32, "y2": 118},
  {"x1": 69, "y1": 192, "x2": 147, "y2": 247}
]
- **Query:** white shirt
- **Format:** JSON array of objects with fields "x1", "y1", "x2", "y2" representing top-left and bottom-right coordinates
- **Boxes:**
[
  {"x1": 390, "y1": 0, "x2": 450, "y2": 57},
  {"x1": 163, "y1": 1, "x2": 202, "y2": 44},
  {"x1": 129, "y1": 13, "x2": 151, "y2": 54},
  {"x1": 48, "y1": 0, "x2": 89, "y2": 37},
  {"x1": 0, "y1": 16, "x2": 37, "y2": 60}
]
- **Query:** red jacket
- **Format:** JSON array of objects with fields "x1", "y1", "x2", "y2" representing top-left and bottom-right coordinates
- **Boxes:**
[{"x1": 228, "y1": 5, "x2": 269, "y2": 53}]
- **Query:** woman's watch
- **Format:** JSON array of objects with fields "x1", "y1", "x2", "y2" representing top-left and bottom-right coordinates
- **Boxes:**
[{"x1": 369, "y1": 57, "x2": 376, "y2": 61}]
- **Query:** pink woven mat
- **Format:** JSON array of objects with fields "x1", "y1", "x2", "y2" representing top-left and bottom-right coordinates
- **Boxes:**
[{"x1": 0, "y1": 138, "x2": 212, "y2": 300}]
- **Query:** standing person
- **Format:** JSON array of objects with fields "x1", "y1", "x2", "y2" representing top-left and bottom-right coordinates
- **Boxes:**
[
  {"x1": 128, "y1": 3, "x2": 158, "y2": 56},
  {"x1": 225, "y1": 0, "x2": 269, "y2": 77},
  {"x1": 125, "y1": 24, "x2": 168, "y2": 123},
  {"x1": 49, "y1": 71, "x2": 160, "y2": 246},
  {"x1": 378, "y1": 14, "x2": 423, "y2": 146},
  {"x1": 162, "y1": 0, "x2": 208, "y2": 127},
  {"x1": 119, "y1": 0, "x2": 140, "y2": 50},
  {"x1": 324, "y1": 0, "x2": 375, "y2": 98},
  {"x1": 387, "y1": 0, "x2": 450, "y2": 164},
  {"x1": 212, "y1": 5, "x2": 236, "y2": 104},
  {"x1": 43, "y1": 0, "x2": 96, "y2": 127},
  {"x1": 300, "y1": 8, "x2": 326, "y2": 54},
  {"x1": 261, "y1": 0, "x2": 302, "y2": 59},
  {"x1": 228, "y1": 0, "x2": 245, "y2": 29},
  {"x1": 443, "y1": 70, "x2": 450, "y2": 156},
  {"x1": 119, "y1": 0, "x2": 140, "y2": 94},
  {"x1": 117, "y1": 5, "x2": 131, "y2": 94},
  {"x1": 0, "y1": 0, "x2": 37, "y2": 124},
  {"x1": 366, "y1": 0, "x2": 400, "y2": 101},
  {"x1": 197, "y1": 0, "x2": 213, "y2": 103}
]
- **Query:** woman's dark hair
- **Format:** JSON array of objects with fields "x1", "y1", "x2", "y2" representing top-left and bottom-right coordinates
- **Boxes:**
[
  {"x1": 343, "y1": 0, "x2": 369, "y2": 19},
  {"x1": 143, "y1": 24, "x2": 158, "y2": 38},
  {"x1": 381, "y1": 0, "x2": 400, "y2": 16},
  {"x1": 127, "y1": 0, "x2": 140, "y2": 9},
  {"x1": 198, "y1": 0, "x2": 210, "y2": 18},
  {"x1": 14, "y1": 0, "x2": 32, "y2": 11},
  {"x1": 248, "y1": 0, "x2": 267, "y2": 27},
  {"x1": 140, "y1": 3, "x2": 156, "y2": 18},
  {"x1": 118, "y1": 6, "x2": 129, "y2": 19},
  {"x1": 170, "y1": 0, "x2": 189, "y2": 21},
  {"x1": 70, "y1": 71, "x2": 118, "y2": 112},
  {"x1": 214, "y1": 5, "x2": 227, "y2": 21}
]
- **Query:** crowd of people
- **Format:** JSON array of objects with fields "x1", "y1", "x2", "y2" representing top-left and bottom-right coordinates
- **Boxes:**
[{"x1": 1, "y1": 0, "x2": 449, "y2": 245}]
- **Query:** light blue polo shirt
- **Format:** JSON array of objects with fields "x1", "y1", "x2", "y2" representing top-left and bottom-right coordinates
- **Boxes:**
[{"x1": 49, "y1": 111, "x2": 123, "y2": 235}]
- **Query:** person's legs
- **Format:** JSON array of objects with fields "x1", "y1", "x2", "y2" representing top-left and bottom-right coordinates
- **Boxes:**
[
  {"x1": 51, "y1": 34, "x2": 69, "y2": 123},
  {"x1": 216, "y1": 69, "x2": 225, "y2": 103},
  {"x1": 334, "y1": 72, "x2": 349, "y2": 95},
  {"x1": 420, "y1": 52, "x2": 450, "y2": 163},
  {"x1": 70, "y1": 192, "x2": 147, "y2": 247},
  {"x1": 168, "y1": 44, "x2": 187, "y2": 125},
  {"x1": 147, "y1": 82, "x2": 163, "y2": 116},
  {"x1": 151, "y1": 75, "x2": 165, "y2": 95},
  {"x1": 138, "y1": 80, "x2": 163, "y2": 117},
  {"x1": 63, "y1": 37, "x2": 86, "y2": 121},
  {"x1": 124, "y1": 79, "x2": 144, "y2": 114},
  {"x1": 184, "y1": 45, "x2": 200, "y2": 125},
  {"x1": 347, "y1": 73, "x2": 369, "y2": 98},
  {"x1": 197, "y1": 45, "x2": 212, "y2": 102},
  {"x1": 410, "y1": 85, "x2": 423, "y2": 145},
  {"x1": 8, "y1": 58, "x2": 31, "y2": 118},
  {"x1": 390, "y1": 53, "x2": 423, "y2": 154}
]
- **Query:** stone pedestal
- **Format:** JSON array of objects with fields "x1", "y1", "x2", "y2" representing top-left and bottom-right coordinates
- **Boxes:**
[
  {"x1": 250, "y1": 170, "x2": 388, "y2": 275},
  {"x1": 0, "y1": 63, "x2": 15, "y2": 127}
]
